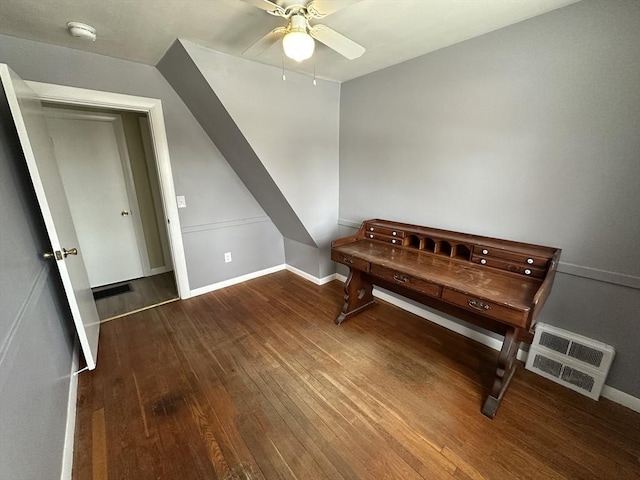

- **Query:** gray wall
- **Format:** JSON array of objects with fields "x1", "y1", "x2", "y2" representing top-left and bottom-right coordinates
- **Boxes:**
[
  {"x1": 0, "y1": 34, "x2": 286, "y2": 292},
  {"x1": 157, "y1": 41, "x2": 314, "y2": 248},
  {"x1": 0, "y1": 83, "x2": 75, "y2": 479},
  {"x1": 339, "y1": 0, "x2": 640, "y2": 397},
  {"x1": 158, "y1": 40, "x2": 341, "y2": 279},
  {"x1": 181, "y1": 41, "x2": 341, "y2": 247}
]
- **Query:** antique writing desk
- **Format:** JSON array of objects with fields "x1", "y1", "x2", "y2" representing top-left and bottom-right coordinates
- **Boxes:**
[{"x1": 331, "y1": 219, "x2": 561, "y2": 418}]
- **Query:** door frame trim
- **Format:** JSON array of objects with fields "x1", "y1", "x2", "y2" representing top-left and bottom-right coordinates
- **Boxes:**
[{"x1": 27, "y1": 81, "x2": 191, "y2": 298}]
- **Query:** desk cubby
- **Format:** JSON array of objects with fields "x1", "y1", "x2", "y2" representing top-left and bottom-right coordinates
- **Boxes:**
[
  {"x1": 362, "y1": 220, "x2": 558, "y2": 273},
  {"x1": 365, "y1": 222, "x2": 474, "y2": 261}
]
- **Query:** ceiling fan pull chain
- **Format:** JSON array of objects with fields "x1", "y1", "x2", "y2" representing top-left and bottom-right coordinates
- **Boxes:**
[
  {"x1": 313, "y1": 62, "x2": 317, "y2": 86},
  {"x1": 282, "y1": 53, "x2": 286, "y2": 81}
]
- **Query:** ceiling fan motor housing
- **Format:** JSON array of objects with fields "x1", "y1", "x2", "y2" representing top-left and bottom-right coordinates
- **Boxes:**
[{"x1": 288, "y1": 14, "x2": 308, "y2": 33}]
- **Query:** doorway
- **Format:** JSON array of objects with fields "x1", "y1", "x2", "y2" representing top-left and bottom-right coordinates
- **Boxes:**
[
  {"x1": 3, "y1": 70, "x2": 190, "y2": 370},
  {"x1": 43, "y1": 104, "x2": 179, "y2": 320}
]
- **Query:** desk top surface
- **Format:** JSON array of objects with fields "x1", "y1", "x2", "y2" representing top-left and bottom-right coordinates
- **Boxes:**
[{"x1": 333, "y1": 239, "x2": 542, "y2": 310}]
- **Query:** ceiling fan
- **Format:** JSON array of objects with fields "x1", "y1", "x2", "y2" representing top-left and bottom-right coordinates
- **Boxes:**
[{"x1": 241, "y1": 0, "x2": 365, "y2": 62}]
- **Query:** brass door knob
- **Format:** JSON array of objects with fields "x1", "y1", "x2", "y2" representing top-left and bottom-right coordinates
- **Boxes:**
[
  {"x1": 121, "y1": 210, "x2": 130, "y2": 216},
  {"x1": 63, "y1": 247, "x2": 78, "y2": 257}
]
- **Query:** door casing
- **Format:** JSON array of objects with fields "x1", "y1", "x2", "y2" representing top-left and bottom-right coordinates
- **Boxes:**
[{"x1": 27, "y1": 81, "x2": 191, "y2": 299}]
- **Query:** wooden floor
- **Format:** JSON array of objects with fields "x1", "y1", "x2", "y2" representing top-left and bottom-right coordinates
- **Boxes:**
[
  {"x1": 93, "y1": 272, "x2": 178, "y2": 321},
  {"x1": 73, "y1": 271, "x2": 640, "y2": 480}
]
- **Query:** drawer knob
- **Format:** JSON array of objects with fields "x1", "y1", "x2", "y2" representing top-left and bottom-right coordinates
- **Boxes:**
[
  {"x1": 343, "y1": 257, "x2": 353, "y2": 265},
  {"x1": 393, "y1": 274, "x2": 409, "y2": 283},
  {"x1": 392, "y1": 239, "x2": 396, "y2": 243},
  {"x1": 482, "y1": 249, "x2": 489, "y2": 255},
  {"x1": 370, "y1": 227, "x2": 374, "y2": 231},
  {"x1": 527, "y1": 258, "x2": 534, "y2": 264},
  {"x1": 369, "y1": 234, "x2": 374, "y2": 238},
  {"x1": 524, "y1": 269, "x2": 531, "y2": 275},
  {"x1": 480, "y1": 259, "x2": 487, "y2": 265},
  {"x1": 468, "y1": 299, "x2": 490, "y2": 311},
  {"x1": 392, "y1": 231, "x2": 397, "y2": 236}
]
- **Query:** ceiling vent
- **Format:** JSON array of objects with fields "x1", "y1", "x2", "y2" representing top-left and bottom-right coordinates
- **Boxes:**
[{"x1": 525, "y1": 323, "x2": 615, "y2": 400}]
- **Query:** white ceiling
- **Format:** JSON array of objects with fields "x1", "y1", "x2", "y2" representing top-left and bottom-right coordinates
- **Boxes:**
[{"x1": 0, "y1": 0, "x2": 580, "y2": 82}]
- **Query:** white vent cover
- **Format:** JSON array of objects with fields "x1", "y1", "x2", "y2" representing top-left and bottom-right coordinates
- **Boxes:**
[{"x1": 525, "y1": 323, "x2": 615, "y2": 400}]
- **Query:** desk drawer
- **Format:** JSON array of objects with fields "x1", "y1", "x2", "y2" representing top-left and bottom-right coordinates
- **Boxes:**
[
  {"x1": 441, "y1": 288, "x2": 529, "y2": 328},
  {"x1": 471, "y1": 255, "x2": 546, "y2": 278},
  {"x1": 331, "y1": 250, "x2": 370, "y2": 272},
  {"x1": 365, "y1": 232, "x2": 404, "y2": 245},
  {"x1": 365, "y1": 224, "x2": 405, "y2": 238},
  {"x1": 370, "y1": 264, "x2": 441, "y2": 298},
  {"x1": 474, "y1": 245, "x2": 548, "y2": 268}
]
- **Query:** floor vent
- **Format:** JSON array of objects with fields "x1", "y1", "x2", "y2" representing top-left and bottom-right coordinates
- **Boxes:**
[
  {"x1": 526, "y1": 323, "x2": 614, "y2": 400},
  {"x1": 93, "y1": 283, "x2": 132, "y2": 300}
]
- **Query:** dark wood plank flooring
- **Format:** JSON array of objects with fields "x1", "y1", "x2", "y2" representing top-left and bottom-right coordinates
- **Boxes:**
[
  {"x1": 93, "y1": 271, "x2": 178, "y2": 321},
  {"x1": 73, "y1": 271, "x2": 640, "y2": 479}
]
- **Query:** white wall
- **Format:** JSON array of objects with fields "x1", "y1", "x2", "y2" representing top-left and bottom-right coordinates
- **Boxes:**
[{"x1": 339, "y1": 0, "x2": 640, "y2": 397}]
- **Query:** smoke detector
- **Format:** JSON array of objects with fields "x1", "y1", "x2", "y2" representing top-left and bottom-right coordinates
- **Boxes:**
[{"x1": 67, "y1": 22, "x2": 97, "y2": 42}]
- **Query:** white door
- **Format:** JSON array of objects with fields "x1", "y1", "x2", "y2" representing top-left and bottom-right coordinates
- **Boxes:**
[
  {"x1": 0, "y1": 64, "x2": 99, "y2": 369},
  {"x1": 44, "y1": 109, "x2": 145, "y2": 287}
]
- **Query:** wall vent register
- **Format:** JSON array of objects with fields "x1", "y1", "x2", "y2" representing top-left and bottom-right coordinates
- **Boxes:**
[{"x1": 525, "y1": 323, "x2": 614, "y2": 400}]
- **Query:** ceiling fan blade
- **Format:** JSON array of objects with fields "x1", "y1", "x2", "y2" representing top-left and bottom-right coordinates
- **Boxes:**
[
  {"x1": 306, "y1": 0, "x2": 362, "y2": 18},
  {"x1": 241, "y1": 0, "x2": 286, "y2": 16},
  {"x1": 243, "y1": 27, "x2": 286, "y2": 57},
  {"x1": 309, "y1": 24, "x2": 365, "y2": 59}
]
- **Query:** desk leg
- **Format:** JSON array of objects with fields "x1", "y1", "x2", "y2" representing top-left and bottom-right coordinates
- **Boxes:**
[
  {"x1": 335, "y1": 269, "x2": 376, "y2": 325},
  {"x1": 482, "y1": 327, "x2": 521, "y2": 419}
]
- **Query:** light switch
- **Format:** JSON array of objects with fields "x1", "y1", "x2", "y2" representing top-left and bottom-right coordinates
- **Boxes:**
[{"x1": 176, "y1": 195, "x2": 186, "y2": 208}]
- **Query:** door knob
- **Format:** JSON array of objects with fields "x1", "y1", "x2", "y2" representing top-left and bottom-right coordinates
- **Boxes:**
[
  {"x1": 121, "y1": 210, "x2": 130, "y2": 216},
  {"x1": 43, "y1": 248, "x2": 76, "y2": 260}
]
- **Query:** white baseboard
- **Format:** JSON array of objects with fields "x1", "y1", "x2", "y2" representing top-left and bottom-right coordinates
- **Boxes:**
[
  {"x1": 148, "y1": 266, "x2": 173, "y2": 276},
  {"x1": 601, "y1": 385, "x2": 640, "y2": 413},
  {"x1": 189, "y1": 264, "x2": 286, "y2": 297},
  {"x1": 335, "y1": 274, "x2": 640, "y2": 413},
  {"x1": 189, "y1": 264, "x2": 336, "y2": 300},
  {"x1": 286, "y1": 265, "x2": 337, "y2": 285},
  {"x1": 60, "y1": 339, "x2": 80, "y2": 480}
]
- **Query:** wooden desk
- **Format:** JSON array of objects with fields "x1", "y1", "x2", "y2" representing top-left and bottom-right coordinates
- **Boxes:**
[{"x1": 331, "y1": 219, "x2": 561, "y2": 418}]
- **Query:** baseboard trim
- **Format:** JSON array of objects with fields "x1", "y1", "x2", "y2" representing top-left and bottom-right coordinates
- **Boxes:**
[
  {"x1": 286, "y1": 265, "x2": 337, "y2": 285},
  {"x1": 335, "y1": 273, "x2": 639, "y2": 412},
  {"x1": 60, "y1": 339, "x2": 80, "y2": 480},
  {"x1": 601, "y1": 385, "x2": 640, "y2": 413},
  {"x1": 189, "y1": 264, "x2": 286, "y2": 297},
  {"x1": 148, "y1": 266, "x2": 173, "y2": 276}
]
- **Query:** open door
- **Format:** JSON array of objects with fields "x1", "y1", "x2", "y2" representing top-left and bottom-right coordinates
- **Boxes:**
[{"x1": 0, "y1": 64, "x2": 100, "y2": 369}]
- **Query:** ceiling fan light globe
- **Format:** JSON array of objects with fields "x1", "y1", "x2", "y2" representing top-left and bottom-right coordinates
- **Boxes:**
[{"x1": 282, "y1": 30, "x2": 315, "y2": 62}]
